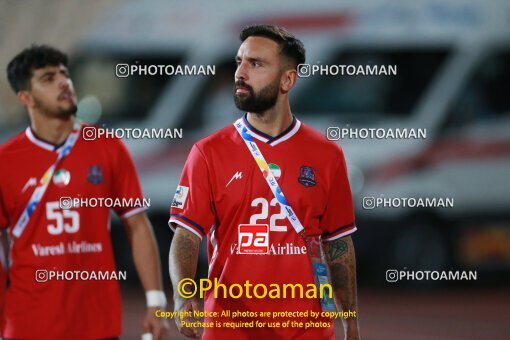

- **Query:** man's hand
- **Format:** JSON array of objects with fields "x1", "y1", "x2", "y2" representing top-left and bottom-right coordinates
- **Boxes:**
[
  {"x1": 344, "y1": 318, "x2": 360, "y2": 340},
  {"x1": 323, "y1": 235, "x2": 360, "y2": 340},
  {"x1": 174, "y1": 296, "x2": 202, "y2": 339},
  {"x1": 143, "y1": 307, "x2": 169, "y2": 339}
]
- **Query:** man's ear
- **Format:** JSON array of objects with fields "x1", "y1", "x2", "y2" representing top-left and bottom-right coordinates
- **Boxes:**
[
  {"x1": 17, "y1": 90, "x2": 34, "y2": 108},
  {"x1": 280, "y1": 69, "x2": 297, "y2": 93}
]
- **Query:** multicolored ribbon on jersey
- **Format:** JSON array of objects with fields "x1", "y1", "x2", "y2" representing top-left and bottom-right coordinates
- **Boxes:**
[
  {"x1": 233, "y1": 118, "x2": 304, "y2": 235},
  {"x1": 12, "y1": 121, "x2": 82, "y2": 238}
]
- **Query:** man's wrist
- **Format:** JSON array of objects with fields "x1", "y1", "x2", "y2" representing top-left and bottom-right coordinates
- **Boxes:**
[
  {"x1": 146, "y1": 290, "x2": 167, "y2": 308},
  {"x1": 346, "y1": 323, "x2": 359, "y2": 336}
]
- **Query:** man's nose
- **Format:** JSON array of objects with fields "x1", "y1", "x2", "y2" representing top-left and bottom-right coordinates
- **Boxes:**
[
  {"x1": 57, "y1": 74, "x2": 71, "y2": 90},
  {"x1": 235, "y1": 61, "x2": 248, "y2": 81}
]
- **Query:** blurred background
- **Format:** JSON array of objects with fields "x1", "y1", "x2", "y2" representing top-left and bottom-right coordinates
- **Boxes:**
[{"x1": 1, "y1": 0, "x2": 509, "y2": 339}]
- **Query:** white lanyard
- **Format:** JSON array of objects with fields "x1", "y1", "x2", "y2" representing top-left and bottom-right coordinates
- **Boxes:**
[
  {"x1": 12, "y1": 122, "x2": 82, "y2": 238},
  {"x1": 233, "y1": 118, "x2": 304, "y2": 235}
]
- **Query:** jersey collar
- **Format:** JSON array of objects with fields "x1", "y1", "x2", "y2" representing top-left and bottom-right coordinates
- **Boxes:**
[
  {"x1": 25, "y1": 127, "x2": 67, "y2": 152},
  {"x1": 242, "y1": 113, "x2": 301, "y2": 146}
]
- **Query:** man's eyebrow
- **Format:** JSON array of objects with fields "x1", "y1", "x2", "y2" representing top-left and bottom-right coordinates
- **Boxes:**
[
  {"x1": 38, "y1": 70, "x2": 56, "y2": 79},
  {"x1": 235, "y1": 56, "x2": 267, "y2": 63}
]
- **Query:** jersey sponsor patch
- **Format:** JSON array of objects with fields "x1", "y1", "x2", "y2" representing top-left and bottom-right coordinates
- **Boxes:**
[
  {"x1": 238, "y1": 224, "x2": 269, "y2": 254},
  {"x1": 172, "y1": 185, "x2": 189, "y2": 209}
]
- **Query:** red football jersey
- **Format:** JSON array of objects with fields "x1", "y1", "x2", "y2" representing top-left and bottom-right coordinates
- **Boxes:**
[
  {"x1": 170, "y1": 115, "x2": 356, "y2": 339},
  {"x1": 0, "y1": 125, "x2": 146, "y2": 339}
]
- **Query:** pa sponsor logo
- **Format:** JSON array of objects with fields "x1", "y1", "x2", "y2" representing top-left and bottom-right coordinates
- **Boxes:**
[
  {"x1": 171, "y1": 185, "x2": 189, "y2": 209},
  {"x1": 238, "y1": 224, "x2": 269, "y2": 254}
]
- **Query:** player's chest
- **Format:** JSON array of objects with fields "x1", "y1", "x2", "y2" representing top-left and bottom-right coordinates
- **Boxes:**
[
  {"x1": 214, "y1": 152, "x2": 327, "y2": 216},
  {"x1": 9, "y1": 152, "x2": 110, "y2": 205}
]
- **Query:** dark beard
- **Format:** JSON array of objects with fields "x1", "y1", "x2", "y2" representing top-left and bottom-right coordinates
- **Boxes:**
[
  {"x1": 34, "y1": 97, "x2": 77, "y2": 118},
  {"x1": 234, "y1": 80, "x2": 279, "y2": 114}
]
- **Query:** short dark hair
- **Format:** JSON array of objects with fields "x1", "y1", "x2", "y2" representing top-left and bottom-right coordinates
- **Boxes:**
[
  {"x1": 240, "y1": 24, "x2": 306, "y2": 69},
  {"x1": 7, "y1": 45, "x2": 68, "y2": 93}
]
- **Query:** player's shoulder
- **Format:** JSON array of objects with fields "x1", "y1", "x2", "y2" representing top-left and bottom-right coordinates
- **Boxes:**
[
  {"x1": 298, "y1": 121, "x2": 346, "y2": 158},
  {"x1": 0, "y1": 128, "x2": 29, "y2": 155},
  {"x1": 193, "y1": 123, "x2": 238, "y2": 155}
]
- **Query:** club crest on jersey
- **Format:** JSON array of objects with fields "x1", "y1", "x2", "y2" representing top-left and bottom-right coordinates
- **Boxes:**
[
  {"x1": 53, "y1": 169, "x2": 71, "y2": 187},
  {"x1": 87, "y1": 165, "x2": 103, "y2": 185},
  {"x1": 298, "y1": 166, "x2": 316, "y2": 187},
  {"x1": 172, "y1": 185, "x2": 189, "y2": 209}
]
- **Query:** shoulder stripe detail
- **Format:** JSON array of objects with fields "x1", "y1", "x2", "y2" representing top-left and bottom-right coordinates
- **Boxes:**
[
  {"x1": 170, "y1": 214, "x2": 205, "y2": 238},
  {"x1": 322, "y1": 223, "x2": 356, "y2": 241},
  {"x1": 120, "y1": 207, "x2": 147, "y2": 219}
]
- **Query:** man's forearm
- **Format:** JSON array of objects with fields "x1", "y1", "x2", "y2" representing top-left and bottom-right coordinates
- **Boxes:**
[
  {"x1": 169, "y1": 226, "x2": 200, "y2": 296},
  {"x1": 124, "y1": 213, "x2": 169, "y2": 337},
  {"x1": 125, "y1": 213, "x2": 163, "y2": 291},
  {"x1": 324, "y1": 235, "x2": 359, "y2": 336}
]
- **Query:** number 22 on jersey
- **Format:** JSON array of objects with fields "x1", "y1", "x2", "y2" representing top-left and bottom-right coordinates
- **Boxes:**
[{"x1": 249, "y1": 197, "x2": 287, "y2": 232}]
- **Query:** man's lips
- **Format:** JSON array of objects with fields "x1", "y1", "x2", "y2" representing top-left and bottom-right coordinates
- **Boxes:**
[
  {"x1": 58, "y1": 91, "x2": 74, "y2": 101},
  {"x1": 235, "y1": 85, "x2": 250, "y2": 94}
]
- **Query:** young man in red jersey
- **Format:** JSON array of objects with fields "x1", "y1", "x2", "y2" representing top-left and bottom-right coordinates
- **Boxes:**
[
  {"x1": 169, "y1": 25, "x2": 360, "y2": 339},
  {"x1": 0, "y1": 45, "x2": 169, "y2": 339}
]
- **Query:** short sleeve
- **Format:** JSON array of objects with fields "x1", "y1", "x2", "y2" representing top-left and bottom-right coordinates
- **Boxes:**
[
  {"x1": 169, "y1": 145, "x2": 215, "y2": 240},
  {"x1": 320, "y1": 148, "x2": 357, "y2": 241},
  {"x1": 110, "y1": 139, "x2": 146, "y2": 219}
]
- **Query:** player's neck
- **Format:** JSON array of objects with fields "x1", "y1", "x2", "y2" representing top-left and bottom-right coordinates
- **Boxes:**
[
  {"x1": 246, "y1": 104, "x2": 293, "y2": 138},
  {"x1": 29, "y1": 112, "x2": 75, "y2": 145}
]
